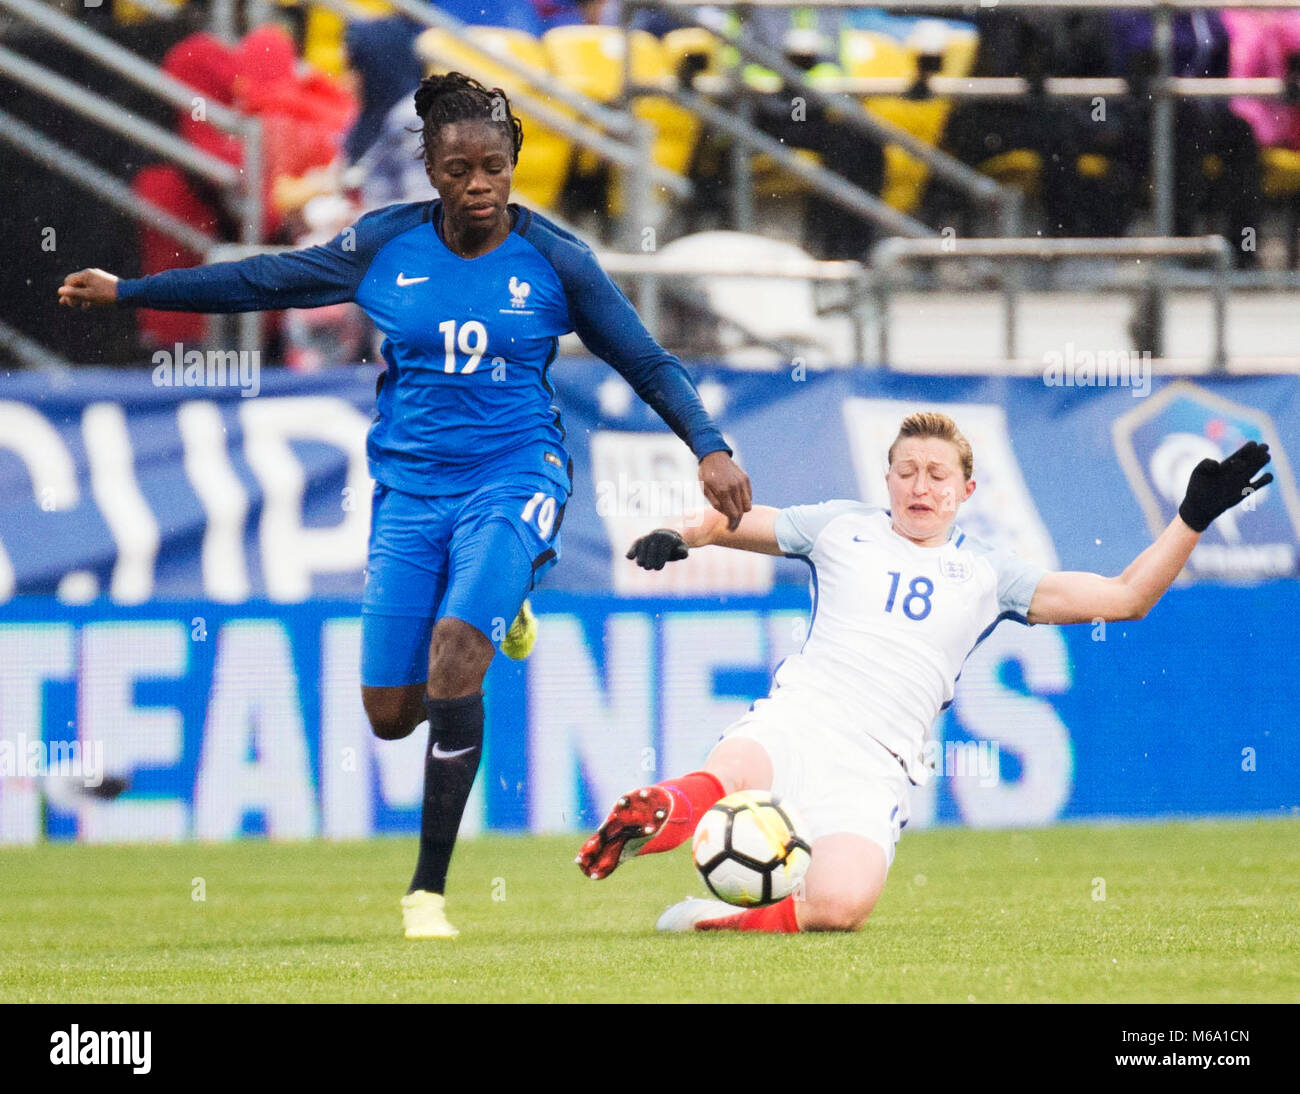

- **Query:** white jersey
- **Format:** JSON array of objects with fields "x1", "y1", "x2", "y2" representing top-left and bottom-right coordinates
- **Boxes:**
[{"x1": 768, "y1": 502, "x2": 1046, "y2": 785}]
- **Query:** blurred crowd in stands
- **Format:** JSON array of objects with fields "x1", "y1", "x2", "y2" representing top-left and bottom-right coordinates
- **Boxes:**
[{"x1": 4, "y1": 1, "x2": 1300, "y2": 364}]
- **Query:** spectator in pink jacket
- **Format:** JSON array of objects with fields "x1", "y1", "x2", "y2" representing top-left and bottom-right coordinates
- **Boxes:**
[{"x1": 1223, "y1": 11, "x2": 1300, "y2": 151}]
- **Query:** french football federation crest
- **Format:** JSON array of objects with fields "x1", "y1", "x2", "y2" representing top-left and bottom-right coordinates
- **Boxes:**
[
  {"x1": 508, "y1": 276, "x2": 531, "y2": 309},
  {"x1": 1112, "y1": 381, "x2": 1300, "y2": 580}
]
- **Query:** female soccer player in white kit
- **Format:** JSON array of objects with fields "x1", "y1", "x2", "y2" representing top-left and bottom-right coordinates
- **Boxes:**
[{"x1": 577, "y1": 412, "x2": 1273, "y2": 933}]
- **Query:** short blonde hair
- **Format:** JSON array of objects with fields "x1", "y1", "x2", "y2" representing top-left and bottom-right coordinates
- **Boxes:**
[{"x1": 887, "y1": 412, "x2": 974, "y2": 480}]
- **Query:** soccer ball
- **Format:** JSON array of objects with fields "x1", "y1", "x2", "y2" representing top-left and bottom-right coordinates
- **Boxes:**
[{"x1": 692, "y1": 790, "x2": 812, "y2": 907}]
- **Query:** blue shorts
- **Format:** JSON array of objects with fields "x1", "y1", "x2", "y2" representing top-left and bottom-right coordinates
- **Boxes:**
[{"x1": 360, "y1": 473, "x2": 568, "y2": 687}]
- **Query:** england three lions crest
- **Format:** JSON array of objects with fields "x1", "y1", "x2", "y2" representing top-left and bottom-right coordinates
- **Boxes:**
[{"x1": 939, "y1": 553, "x2": 973, "y2": 583}]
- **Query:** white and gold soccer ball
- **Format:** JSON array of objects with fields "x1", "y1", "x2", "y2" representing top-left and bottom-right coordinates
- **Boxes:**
[{"x1": 691, "y1": 790, "x2": 812, "y2": 907}]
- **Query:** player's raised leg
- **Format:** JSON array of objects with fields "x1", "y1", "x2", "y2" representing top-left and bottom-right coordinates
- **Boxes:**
[
  {"x1": 657, "y1": 832, "x2": 888, "y2": 933},
  {"x1": 576, "y1": 735, "x2": 773, "y2": 879}
]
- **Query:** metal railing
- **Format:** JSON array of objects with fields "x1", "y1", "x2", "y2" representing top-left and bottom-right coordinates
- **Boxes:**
[
  {"x1": 625, "y1": 0, "x2": 1019, "y2": 241},
  {"x1": 870, "y1": 235, "x2": 1233, "y2": 371},
  {"x1": 206, "y1": 237, "x2": 869, "y2": 357},
  {"x1": 0, "y1": 0, "x2": 266, "y2": 356},
  {"x1": 638, "y1": 0, "x2": 1300, "y2": 358}
]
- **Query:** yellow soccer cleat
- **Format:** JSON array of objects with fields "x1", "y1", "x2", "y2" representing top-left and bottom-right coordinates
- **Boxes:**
[
  {"x1": 401, "y1": 890, "x2": 459, "y2": 939},
  {"x1": 501, "y1": 598, "x2": 538, "y2": 661}
]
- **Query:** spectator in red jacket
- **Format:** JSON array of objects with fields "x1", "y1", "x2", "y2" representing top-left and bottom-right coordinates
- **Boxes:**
[
  {"x1": 133, "y1": 31, "x2": 242, "y2": 348},
  {"x1": 132, "y1": 26, "x2": 359, "y2": 349}
]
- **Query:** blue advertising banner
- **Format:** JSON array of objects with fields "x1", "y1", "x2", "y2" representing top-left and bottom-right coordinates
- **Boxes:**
[
  {"x1": 0, "y1": 364, "x2": 1296, "y2": 603},
  {"x1": 0, "y1": 588, "x2": 1292, "y2": 844},
  {"x1": 0, "y1": 363, "x2": 1294, "y2": 842}
]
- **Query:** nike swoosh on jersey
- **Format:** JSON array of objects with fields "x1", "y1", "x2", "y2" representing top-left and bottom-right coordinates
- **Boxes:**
[
  {"x1": 853, "y1": 535, "x2": 872, "y2": 542},
  {"x1": 430, "y1": 742, "x2": 477, "y2": 760},
  {"x1": 396, "y1": 273, "x2": 430, "y2": 286}
]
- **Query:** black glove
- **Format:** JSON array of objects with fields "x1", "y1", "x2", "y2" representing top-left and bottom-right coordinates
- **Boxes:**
[
  {"x1": 1178, "y1": 441, "x2": 1274, "y2": 533},
  {"x1": 626, "y1": 529, "x2": 688, "y2": 571}
]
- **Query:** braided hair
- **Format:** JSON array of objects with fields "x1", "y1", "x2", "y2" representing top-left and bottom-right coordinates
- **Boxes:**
[{"x1": 414, "y1": 71, "x2": 524, "y2": 167}]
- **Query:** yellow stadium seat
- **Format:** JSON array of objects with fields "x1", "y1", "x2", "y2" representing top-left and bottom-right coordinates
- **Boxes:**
[
  {"x1": 418, "y1": 26, "x2": 516, "y2": 88},
  {"x1": 1262, "y1": 147, "x2": 1300, "y2": 267},
  {"x1": 114, "y1": 0, "x2": 184, "y2": 26},
  {"x1": 307, "y1": 1, "x2": 393, "y2": 77},
  {"x1": 977, "y1": 149, "x2": 1043, "y2": 199},
  {"x1": 939, "y1": 31, "x2": 978, "y2": 78},
  {"x1": 661, "y1": 26, "x2": 726, "y2": 80},
  {"x1": 842, "y1": 30, "x2": 980, "y2": 214},
  {"x1": 842, "y1": 31, "x2": 915, "y2": 80},
  {"x1": 467, "y1": 27, "x2": 574, "y2": 210},
  {"x1": 1078, "y1": 153, "x2": 1111, "y2": 179},
  {"x1": 1261, "y1": 147, "x2": 1300, "y2": 199},
  {"x1": 544, "y1": 25, "x2": 640, "y2": 102},
  {"x1": 542, "y1": 27, "x2": 699, "y2": 211},
  {"x1": 415, "y1": 27, "x2": 574, "y2": 212}
]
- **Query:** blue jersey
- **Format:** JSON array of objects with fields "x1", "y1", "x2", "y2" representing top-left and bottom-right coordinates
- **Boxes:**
[{"x1": 116, "y1": 200, "x2": 731, "y2": 496}]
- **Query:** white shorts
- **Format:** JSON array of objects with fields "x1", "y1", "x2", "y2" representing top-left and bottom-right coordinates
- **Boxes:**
[{"x1": 719, "y1": 698, "x2": 912, "y2": 867}]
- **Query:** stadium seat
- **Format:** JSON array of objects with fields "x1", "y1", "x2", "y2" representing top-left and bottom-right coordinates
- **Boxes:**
[
  {"x1": 415, "y1": 27, "x2": 573, "y2": 211},
  {"x1": 661, "y1": 26, "x2": 726, "y2": 81},
  {"x1": 976, "y1": 149, "x2": 1044, "y2": 199},
  {"x1": 1261, "y1": 146, "x2": 1300, "y2": 267},
  {"x1": 845, "y1": 29, "x2": 977, "y2": 215},
  {"x1": 113, "y1": 0, "x2": 185, "y2": 25},
  {"x1": 542, "y1": 27, "x2": 700, "y2": 180},
  {"x1": 842, "y1": 30, "x2": 915, "y2": 81},
  {"x1": 305, "y1": 1, "x2": 393, "y2": 77}
]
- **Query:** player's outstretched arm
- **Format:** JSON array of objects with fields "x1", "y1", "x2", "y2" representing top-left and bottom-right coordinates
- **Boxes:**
[
  {"x1": 57, "y1": 268, "x2": 118, "y2": 309},
  {"x1": 626, "y1": 505, "x2": 783, "y2": 570},
  {"x1": 56, "y1": 214, "x2": 382, "y2": 315},
  {"x1": 1027, "y1": 441, "x2": 1273, "y2": 625}
]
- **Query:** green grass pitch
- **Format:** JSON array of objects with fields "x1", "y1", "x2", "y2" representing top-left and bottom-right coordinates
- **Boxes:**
[{"x1": 2, "y1": 818, "x2": 1297, "y2": 1003}]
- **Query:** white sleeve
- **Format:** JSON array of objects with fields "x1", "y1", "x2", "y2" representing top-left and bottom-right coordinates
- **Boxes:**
[
  {"x1": 992, "y1": 550, "x2": 1047, "y2": 622},
  {"x1": 774, "y1": 500, "x2": 869, "y2": 556}
]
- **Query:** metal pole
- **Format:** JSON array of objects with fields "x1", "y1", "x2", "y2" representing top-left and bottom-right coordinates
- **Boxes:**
[
  {"x1": 853, "y1": 267, "x2": 871, "y2": 365},
  {"x1": 0, "y1": 0, "x2": 248, "y2": 133},
  {"x1": 0, "y1": 317, "x2": 75, "y2": 374},
  {"x1": 237, "y1": 117, "x2": 264, "y2": 358},
  {"x1": 1211, "y1": 237, "x2": 1229, "y2": 374},
  {"x1": 0, "y1": 45, "x2": 240, "y2": 187},
  {"x1": 676, "y1": 81, "x2": 931, "y2": 236},
  {"x1": 210, "y1": 0, "x2": 237, "y2": 43},
  {"x1": 635, "y1": 0, "x2": 1005, "y2": 208},
  {"x1": 0, "y1": 106, "x2": 218, "y2": 255},
  {"x1": 246, "y1": 0, "x2": 273, "y2": 30},
  {"x1": 731, "y1": 87, "x2": 756, "y2": 233},
  {"x1": 871, "y1": 241, "x2": 896, "y2": 368},
  {"x1": 1149, "y1": 2, "x2": 1177, "y2": 358},
  {"x1": 870, "y1": 236, "x2": 1231, "y2": 372}
]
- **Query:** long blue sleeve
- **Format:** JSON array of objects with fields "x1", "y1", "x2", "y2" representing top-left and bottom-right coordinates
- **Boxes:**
[
  {"x1": 114, "y1": 204, "x2": 426, "y2": 313},
  {"x1": 519, "y1": 211, "x2": 732, "y2": 462}
]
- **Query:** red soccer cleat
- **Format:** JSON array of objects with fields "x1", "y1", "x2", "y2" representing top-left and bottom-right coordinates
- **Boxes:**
[{"x1": 575, "y1": 786, "x2": 674, "y2": 880}]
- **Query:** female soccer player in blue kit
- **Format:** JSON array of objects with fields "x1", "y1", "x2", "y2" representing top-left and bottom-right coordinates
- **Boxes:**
[{"x1": 59, "y1": 72, "x2": 752, "y2": 938}]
